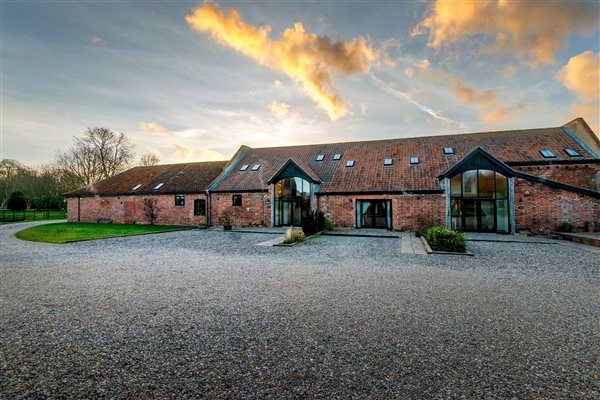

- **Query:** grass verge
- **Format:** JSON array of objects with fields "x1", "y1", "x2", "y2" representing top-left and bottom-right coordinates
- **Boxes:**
[{"x1": 15, "y1": 222, "x2": 191, "y2": 244}]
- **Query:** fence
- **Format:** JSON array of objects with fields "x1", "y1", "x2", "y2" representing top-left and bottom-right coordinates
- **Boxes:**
[{"x1": 0, "y1": 209, "x2": 66, "y2": 222}]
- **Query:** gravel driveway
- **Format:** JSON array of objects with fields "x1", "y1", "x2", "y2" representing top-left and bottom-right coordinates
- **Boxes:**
[{"x1": 1, "y1": 221, "x2": 599, "y2": 398}]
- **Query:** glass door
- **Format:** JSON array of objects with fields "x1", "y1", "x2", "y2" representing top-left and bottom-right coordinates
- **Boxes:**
[
  {"x1": 462, "y1": 200, "x2": 478, "y2": 231},
  {"x1": 480, "y1": 200, "x2": 495, "y2": 231}
]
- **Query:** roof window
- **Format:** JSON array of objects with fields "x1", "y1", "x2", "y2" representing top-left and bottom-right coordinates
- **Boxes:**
[
  {"x1": 131, "y1": 184, "x2": 143, "y2": 191},
  {"x1": 316, "y1": 154, "x2": 324, "y2": 161},
  {"x1": 153, "y1": 182, "x2": 164, "y2": 190},
  {"x1": 384, "y1": 158, "x2": 393, "y2": 166},
  {"x1": 410, "y1": 156, "x2": 420, "y2": 165},
  {"x1": 564, "y1": 147, "x2": 582, "y2": 157},
  {"x1": 240, "y1": 164, "x2": 249, "y2": 171},
  {"x1": 333, "y1": 153, "x2": 342, "y2": 160},
  {"x1": 539, "y1": 150, "x2": 556, "y2": 158},
  {"x1": 251, "y1": 164, "x2": 260, "y2": 171},
  {"x1": 346, "y1": 160, "x2": 355, "y2": 167},
  {"x1": 443, "y1": 147, "x2": 454, "y2": 155}
]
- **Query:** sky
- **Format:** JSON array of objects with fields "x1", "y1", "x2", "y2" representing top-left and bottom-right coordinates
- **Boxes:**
[{"x1": 2, "y1": 0, "x2": 599, "y2": 166}]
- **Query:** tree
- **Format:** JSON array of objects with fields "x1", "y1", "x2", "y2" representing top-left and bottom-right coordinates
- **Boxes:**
[
  {"x1": 7, "y1": 191, "x2": 27, "y2": 211},
  {"x1": 143, "y1": 198, "x2": 160, "y2": 225},
  {"x1": 56, "y1": 127, "x2": 134, "y2": 187},
  {"x1": 139, "y1": 152, "x2": 160, "y2": 167}
]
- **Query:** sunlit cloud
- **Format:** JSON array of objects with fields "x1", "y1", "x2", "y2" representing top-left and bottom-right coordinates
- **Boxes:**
[
  {"x1": 360, "y1": 104, "x2": 367, "y2": 116},
  {"x1": 413, "y1": 0, "x2": 599, "y2": 66},
  {"x1": 451, "y1": 77, "x2": 495, "y2": 106},
  {"x1": 379, "y1": 38, "x2": 402, "y2": 67},
  {"x1": 90, "y1": 36, "x2": 104, "y2": 45},
  {"x1": 186, "y1": 1, "x2": 377, "y2": 120},
  {"x1": 273, "y1": 80, "x2": 282, "y2": 88},
  {"x1": 556, "y1": 51, "x2": 600, "y2": 133},
  {"x1": 138, "y1": 121, "x2": 173, "y2": 135},
  {"x1": 197, "y1": 149, "x2": 226, "y2": 161},
  {"x1": 268, "y1": 100, "x2": 290, "y2": 118},
  {"x1": 173, "y1": 144, "x2": 194, "y2": 158}
]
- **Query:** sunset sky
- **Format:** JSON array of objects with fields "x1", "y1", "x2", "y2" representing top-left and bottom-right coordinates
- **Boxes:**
[{"x1": 3, "y1": 1, "x2": 599, "y2": 165}]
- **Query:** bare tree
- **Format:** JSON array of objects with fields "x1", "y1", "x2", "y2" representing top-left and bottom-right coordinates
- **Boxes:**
[
  {"x1": 143, "y1": 198, "x2": 160, "y2": 225},
  {"x1": 56, "y1": 127, "x2": 134, "y2": 186},
  {"x1": 139, "y1": 152, "x2": 160, "y2": 167}
]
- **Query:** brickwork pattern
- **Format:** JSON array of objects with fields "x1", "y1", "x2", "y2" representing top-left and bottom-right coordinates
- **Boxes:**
[
  {"x1": 513, "y1": 163, "x2": 600, "y2": 191},
  {"x1": 210, "y1": 192, "x2": 271, "y2": 227}
]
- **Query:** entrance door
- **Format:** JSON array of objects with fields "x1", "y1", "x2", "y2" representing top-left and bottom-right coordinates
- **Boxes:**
[
  {"x1": 460, "y1": 199, "x2": 496, "y2": 232},
  {"x1": 358, "y1": 200, "x2": 390, "y2": 229}
]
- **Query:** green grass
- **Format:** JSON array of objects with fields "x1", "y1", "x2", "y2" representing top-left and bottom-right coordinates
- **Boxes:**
[
  {"x1": 15, "y1": 222, "x2": 191, "y2": 244},
  {"x1": 0, "y1": 209, "x2": 66, "y2": 224}
]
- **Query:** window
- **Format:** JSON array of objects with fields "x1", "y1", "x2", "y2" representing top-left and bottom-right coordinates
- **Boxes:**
[
  {"x1": 410, "y1": 156, "x2": 420, "y2": 165},
  {"x1": 240, "y1": 164, "x2": 249, "y2": 171},
  {"x1": 232, "y1": 195, "x2": 242, "y2": 206},
  {"x1": 333, "y1": 153, "x2": 342, "y2": 160},
  {"x1": 539, "y1": 149, "x2": 556, "y2": 158},
  {"x1": 153, "y1": 182, "x2": 164, "y2": 190},
  {"x1": 252, "y1": 164, "x2": 260, "y2": 171},
  {"x1": 193, "y1": 199, "x2": 206, "y2": 216},
  {"x1": 384, "y1": 158, "x2": 393, "y2": 166},
  {"x1": 316, "y1": 154, "x2": 324, "y2": 161},
  {"x1": 175, "y1": 195, "x2": 185, "y2": 207},
  {"x1": 443, "y1": 147, "x2": 454, "y2": 155},
  {"x1": 131, "y1": 183, "x2": 143, "y2": 191},
  {"x1": 346, "y1": 160, "x2": 355, "y2": 167},
  {"x1": 564, "y1": 147, "x2": 582, "y2": 157}
]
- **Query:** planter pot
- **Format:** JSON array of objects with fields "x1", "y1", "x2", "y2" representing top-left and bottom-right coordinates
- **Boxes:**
[
  {"x1": 586, "y1": 226, "x2": 595, "y2": 233},
  {"x1": 223, "y1": 225, "x2": 232, "y2": 231}
]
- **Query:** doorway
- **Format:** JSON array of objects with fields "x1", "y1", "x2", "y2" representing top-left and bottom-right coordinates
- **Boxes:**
[{"x1": 357, "y1": 200, "x2": 391, "y2": 229}]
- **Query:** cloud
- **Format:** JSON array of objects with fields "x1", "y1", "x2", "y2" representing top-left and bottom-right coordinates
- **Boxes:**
[
  {"x1": 556, "y1": 51, "x2": 600, "y2": 133},
  {"x1": 90, "y1": 36, "x2": 104, "y2": 45},
  {"x1": 413, "y1": 0, "x2": 599, "y2": 66},
  {"x1": 138, "y1": 121, "x2": 173, "y2": 135},
  {"x1": 273, "y1": 80, "x2": 282, "y2": 88},
  {"x1": 268, "y1": 100, "x2": 290, "y2": 118},
  {"x1": 450, "y1": 77, "x2": 495, "y2": 106},
  {"x1": 186, "y1": 2, "x2": 376, "y2": 120},
  {"x1": 379, "y1": 38, "x2": 402, "y2": 67},
  {"x1": 360, "y1": 104, "x2": 367, "y2": 115},
  {"x1": 173, "y1": 144, "x2": 194, "y2": 158}
]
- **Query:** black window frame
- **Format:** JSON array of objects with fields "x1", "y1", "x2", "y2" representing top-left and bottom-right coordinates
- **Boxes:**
[
  {"x1": 240, "y1": 164, "x2": 249, "y2": 171},
  {"x1": 539, "y1": 149, "x2": 556, "y2": 158},
  {"x1": 232, "y1": 194, "x2": 242, "y2": 207},
  {"x1": 251, "y1": 164, "x2": 260, "y2": 171},
  {"x1": 384, "y1": 158, "x2": 393, "y2": 166},
  {"x1": 193, "y1": 199, "x2": 206, "y2": 216},
  {"x1": 410, "y1": 156, "x2": 420, "y2": 165},
  {"x1": 332, "y1": 153, "x2": 342, "y2": 160},
  {"x1": 346, "y1": 160, "x2": 355, "y2": 167},
  {"x1": 316, "y1": 154, "x2": 324, "y2": 161},
  {"x1": 443, "y1": 147, "x2": 454, "y2": 155},
  {"x1": 564, "y1": 147, "x2": 582, "y2": 157},
  {"x1": 175, "y1": 195, "x2": 185, "y2": 207}
]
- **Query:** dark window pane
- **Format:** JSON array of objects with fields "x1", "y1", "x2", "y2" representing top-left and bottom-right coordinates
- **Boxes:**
[
  {"x1": 175, "y1": 195, "x2": 185, "y2": 206},
  {"x1": 194, "y1": 199, "x2": 206, "y2": 216},
  {"x1": 496, "y1": 173, "x2": 508, "y2": 198},
  {"x1": 450, "y1": 174, "x2": 462, "y2": 197},
  {"x1": 496, "y1": 199, "x2": 509, "y2": 233},
  {"x1": 232, "y1": 195, "x2": 242, "y2": 206},
  {"x1": 479, "y1": 170, "x2": 495, "y2": 198},
  {"x1": 462, "y1": 170, "x2": 478, "y2": 198}
]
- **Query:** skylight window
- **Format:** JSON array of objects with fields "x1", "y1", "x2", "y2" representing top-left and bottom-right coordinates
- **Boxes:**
[
  {"x1": 384, "y1": 158, "x2": 393, "y2": 166},
  {"x1": 443, "y1": 147, "x2": 454, "y2": 155},
  {"x1": 240, "y1": 164, "x2": 249, "y2": 171},
  {"x1": 153, "y1": 182, "x2": 164, "y2": 190},
  {"x1": 316, "y1": 154, "x2": 324, "y2": 161},
  {"x1": 252, "y1": 164, "x2": 260, "y2": 171},
  {"x1": 346, "y1": 160, "x2": 355, "y2": 167},
  {"x1": 333, "y1": 153, "x2": 342, "y2": 160},
  {"x1": 410, "y1": 156, "x2": 420, "y2": 165},
  {"x1": 131, "y1": 184, "x2": 143, "y2": 191},
  {"x1": 564, "y1": 147, "x2": 582, "y2": 157},
  {"x1": 539, "y1": 149, "x2": 556, "y2": 158}
]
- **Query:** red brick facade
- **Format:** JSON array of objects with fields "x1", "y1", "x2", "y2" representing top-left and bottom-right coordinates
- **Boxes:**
[
  {"x1": 514, "y1": 179, "x2": 599, "y2": 232},
  {"x1": 317, "y1": 193, "x2": 445, "y2": 230},
  {"x1": 210, "y1": 192, "x2": 271, "y2": 227},
  {"x1": 67, "y1": 194, "x2": 208, "y2": 226},
  {"x1": 513, "y1": 163, "x2": 600, "y2": 191}
]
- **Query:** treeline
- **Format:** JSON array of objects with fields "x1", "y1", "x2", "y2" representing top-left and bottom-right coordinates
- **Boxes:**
[{"x1": 1, "y1": 127, "x2": 160, "y2": 210}]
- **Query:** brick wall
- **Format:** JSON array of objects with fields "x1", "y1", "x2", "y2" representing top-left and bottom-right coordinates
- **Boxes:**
[
  {"x1": 210, "y1": 192, "x2": 270, "y2": 227},
  {"x1": 513, "y1": 163, "x2": 600, "y2": 191},
  {"x1": 67, "y1": 194, "x2": 208, "y2": 226},
  {"x1": 317, "y1": 193, "x2": 445, "y2": 230},
  {"x1": 514, "y1": 179, "x2": 599, "y2": 231}
]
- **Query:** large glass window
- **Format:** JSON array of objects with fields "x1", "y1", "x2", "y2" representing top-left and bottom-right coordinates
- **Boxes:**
[
  {"x1": 462, "y1": 170, "x2": 478, "y2": 197},
  {"x1": 478, "y1": 170, "x2": 495, "y2": 198},
  {"x1": 274, "y1": 177, "x2": 311, "y2": 226}
]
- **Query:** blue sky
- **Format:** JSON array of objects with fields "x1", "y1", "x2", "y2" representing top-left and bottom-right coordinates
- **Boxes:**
[{"x1": 2, "y1": 1, "x2": 599, "y2": 165}]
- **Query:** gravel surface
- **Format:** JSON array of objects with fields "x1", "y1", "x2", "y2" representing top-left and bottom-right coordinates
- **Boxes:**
[{"x1": 1, "y1": 221, "x2": 599, "y2": 399}]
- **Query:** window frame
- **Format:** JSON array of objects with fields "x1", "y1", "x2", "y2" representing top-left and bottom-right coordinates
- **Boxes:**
[
  {"x1": 232, "y1": 194, "x2": 243, "y2": 207},
  {"x1": 384, "y1": 158, "x2": 393, "y2": 166},
  {"x1": 443, "y1": 147, "x2": 454, "y2": 155},
  {"x1": 539, "y1": 149, "x2": 556, "y2": 158},
  {"x1": 131, "y1": 183, "x2": 143, "y2": 191},
  {"x1": 410, "y1": 156, "x2": 420, "y2": 165},
  {"x1": 240, "y1": 164, "x2": 249, "y2": 171},
  {"x1": 175, "y1": 195, "x2": 185, "y2": 207},
  {"x1": 153, "y1": 182, "x2": 164, "y2": 191},
  {"x1": 564, "y1": 147, "x2": 582, "y2": 157},
  {"x1": 193, "y1": 199, "x2": 206, "y2": 216},
  {"x1": 251, "y1": 164, "x2": 260, "y2": 171},
  {"x1": 346, "y1": 160, "x2": 355, "y2": 167},
  {"x1": 316, "y1": 154, "x2": 324, "y2": 161},
  {"x1": 332, "y1": 153, "x2": 342, "y2": 160}
]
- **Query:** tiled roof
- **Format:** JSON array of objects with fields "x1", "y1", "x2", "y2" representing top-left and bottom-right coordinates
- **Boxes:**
[
  {"x1": 212, "y1": 125, "x2": 598, "y2": 193},
  {"x1": 67, "y1": 161, "x2": 228, "y2": 196}
]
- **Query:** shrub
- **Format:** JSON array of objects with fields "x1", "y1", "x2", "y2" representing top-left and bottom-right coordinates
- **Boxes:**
[
  {"x1": 301, "y1": 210, "x2": 328, "y2": 236},
  {"x1": 7, "y1": 191, "x2": 27, "y2": 211},
  {"x1": 323, "y1": 214, "x2": 333, "y2": 231},
  {"x1": 425, "y1": 226, "x2": 466, "y2": 253},
  {"x1": 218, "y1": 209, "x2": 233, "y2": 227},
  {"x1": 556, "y1": 221, "x2": 573, "y2": 232},
  {"x1": 283, "y1": 227, "x2": 305, "y2": 244}
]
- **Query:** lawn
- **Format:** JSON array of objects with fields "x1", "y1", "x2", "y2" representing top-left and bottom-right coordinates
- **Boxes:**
[{"x1": 15, "y1": 222, "x2": 192, "y2": 243}]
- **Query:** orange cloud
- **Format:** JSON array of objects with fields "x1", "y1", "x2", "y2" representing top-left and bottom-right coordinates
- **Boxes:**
[
  {"x1": 451, "y1": 77, "x2": 495, "y2": 106},
  {"x1": 139, "y1": 121, "x2": 173, "y2": 135},
  {"x1": 186, "y1": 2, "x2": 376, "y2": 120},
  {"x1": 268, "y1": 100, "x2": 290, "y2": 118},
  {"x1": 414, "y1": 0, "x2": 598, "y2": 66},
  {"x1": 557, "y1": 51, "x2": 600, "y2": 133},
  {"x1": 174, "y1": 144, "x2": 194, "y2": 158}
]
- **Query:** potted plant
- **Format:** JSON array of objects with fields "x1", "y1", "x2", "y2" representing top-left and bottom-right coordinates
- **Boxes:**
[
  {"x1": 218, "y1": 209, "x2": 233, "y2": 230},
  {"x1": 585, "y1": 221, "x2": 595, "y2": 233}
]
